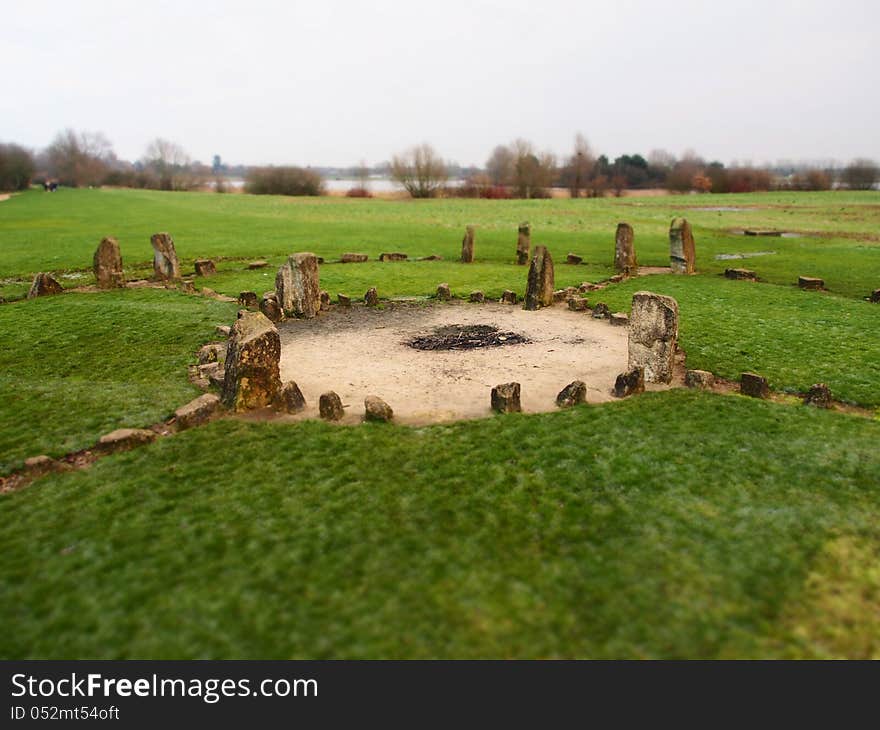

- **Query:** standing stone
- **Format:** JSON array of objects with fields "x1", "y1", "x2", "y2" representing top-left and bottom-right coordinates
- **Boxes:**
[
  {"x1": 592, "y1": 302, "x2": 610, "y2": 319},
  {"x1": 500, "y1": 290, "x2": 517, "y2": 305},
  {"x1": 194, "y1": 259, "x2": 216, "y2": 277},
  {"x1": 870, "y1": 289, "x2": 880, "y2": 303},
  {"x1": 337, "y1": 293, "x2": 351, "y2": 306},
  {"x1": 685, "y1": 369, "x2": 715, "y2": 390},
  {"x1": 150, "y1": 232, "x2": 180, "y2": 280},
  {"x1": 524, "y1": 245, "x2": 554, "y2": 310},
  {"x1": 364, "y1": 287, "x2": 379, "y2": 306},
  {"x1": 275, "y1": 252, "x2": 321, "y2": 318},
  {"x1": 614, "y1": 223, "x2": 638, "y2": 275},
  {"x1": 741, "y1": 372, "x2": 769, "y2": 399},
  {"x1": 804, "y1": 383, "x2": 832, "y2": 408},
  {"x1": 221, "y1": 311, "x2": 282, "y2": 411},
  {"x1": 469, "y1": 290, "x2": 484, "y2": 303},
  {"x1": 436, "y1": 283, "x2": 451, "y2": 300},
  {"x1": 319, "y1": 391, "x2": 344, "y2": 421},
  {"x1": 516, "y1": 222, "x2": 531, "y2": 265},
  {"x1": 461, "y1": 225, "x2": 476, "y2": 263},
  {"x1": 320, "y1": 290, "x2": 331, "y2": 310},
  {"x1": 556, "y1": 381, "x2": 587, "y2": 408},
  {"x1": 27, "y1": 272, "x2": 63, "y2": 298},
  {"x1": 238, "y1": 291, "x2": 258, "y2": 308},
  {"x1": 364, "y1": 395, "x2": 393, "y2": 422},
  {"x1": 613, "y1": 367, "x2": 645, "y2": 398},
  {"x1": 93, "y1": 237, "x2": 125, "y2": 288},
  {"x1": 566, "y1": 253, "x2": 583, "y2": 265},
  {"x1": 669, "y1": 218, "x2": 696, "y2": 274},
  {"x1": 260, "y1": 293, "x2": 283, "y2": 323},
  {"x1": 277, "y1": 381, "x2": 306, "y2": 413},
  {"x1": 628, "y1": 291, "x2": 679, "y2": 383},
  {"x1": 491, "y1": 382, "x2": 521, "y2": 413}
]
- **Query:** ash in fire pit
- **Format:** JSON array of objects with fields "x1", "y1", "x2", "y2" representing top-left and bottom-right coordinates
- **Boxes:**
[{"x1": 407, "y1": 324, "x2": 529, "y2": 351}]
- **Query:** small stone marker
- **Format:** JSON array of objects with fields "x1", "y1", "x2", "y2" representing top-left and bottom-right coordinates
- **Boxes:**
[
  {"x1": 469, "y1": 290, "x2": 485, "y2": 303},
  {"x1": 614, "y1": 223, "x2": 637, "y2": 275},
  {"x1": 516, "y1": 222, "x2": 531, "y2": 265},
  {"x1": 216, "y1": 325, "x2": 231, "y2": 338},
  {"x1": 364, "y1": 395, "x2": 393, "y2": 422},
  {"x1": 320, "y1": 290, "x2": 331, "y2": 310},
  {"x1": 436, "y1": 283, "x2": 451, "y2": 300},
  {"x1": 740, "y1": 372, "x2": 769, "y2": 399},
  {"x1": 97, "y1": 428, "x2": 157, "y2": 453},
  {"x1": 194, "y1": 259, "x2": 216, "y2": 277},
  {"x1": 27, "y1": 272, "x2": 63, "y2": 298},
  {"x1": 685, "y1": 369, "x2": 715, "y2": 389},
  {"x1": 197, "y1": 343, "x2": 225, "y2": 365},
  {"x1": 93, "y1": 237, "x2": 125, "y2": 288},
  {"x1": 798, "y1": 276, "x2": 824, "y2": 290},
  {"x1": 379, "y1": 252, "x2": 408, "y2": 262},
  {"x1": 238, "y1": 291, "x2": 258, "y2": 308},
  {"x1": 566, "y1": 253, "x2": 583, "y2": 265},
  {"x1": 870, "y1": 289, "x2": 880, "y2": 303},
  {"x1": 180, "y1": 280, "x2": 196, "y2": 294},
  {"x1": 248, "y1": 260, "x2": 268, "y2": 269},
  {"x1": 276, "y1": 252, "x2": 321, "y2": 318},
  {"x1": 461, "y1": 225, "x2": 476, "y2": 263},
  {"x1": 277, "y1": 381, "x2": 306, "y2": 413},
  {"x1": 609, "y1": 312, "x2": 629, "y2": 326},
  {"x1": 221, "y1": 311, "x2": 282, "y2": 411},
  {"x1": 568, "y1": 298, "x2": 589, "y2": 311},
  {"x1": 341, "y1": 253, "x2": 369, "y2": 263},
  {"x1": 319, "y1": 391, "x2": 344, "y2": 421},
  {"x1": 804, "y1": 383, "x2": 832, "y2": 408},
  {"x1": 491, "y1": 382, "x2": 521, "y2": 413},
  {"x1": 364, "y1": 287, "x2": 379, "y2": 306},
  {"x1": 608, "y1": 274, "x2": 625, "y2": 284},
  {"x1": 337, "y1": 293, "x2": 351, "y2": 306},
  {"x1": 552, "y1": 289, "x2": 568, "y2": 303},
  {"x1": 556, "y1": 381, "x2": 587, "y2": 408},
  {"x1": 259, "y1": 293, "x2": 283, "y2": 323},
  {"x1": 150, "y1": 232, "x2": 180, "y2": 280},
  {"x1": 524, "y1": 245, "x2": 555, "y2": 310},
  {"x1": 579, "y1": 282, "x2": 601, "y2": 293},
  {"x1": 628, "y1": 291, "x2": 679, "y2": 383},
  {"x1": 669, "y1": 218, "x2": 696, "y2": 274},
  {"x1": 592, "y1": 302, "x2": 610, "y2": 319},
  {"x1": 501, "y1": 290, "x2": 517, "y2": 304},
  {"x1": 725, "y1": 268, "x2": 756, "y2": 280},
  {"x1": 24, "y1": 455, "x2": 59, "y2": 475},
  {"x1": 613, "y1": 367, "x2": 645, "y2": 398},
  {"x1": 175, "y1": 393, "x2": 221, "y2": 430}
]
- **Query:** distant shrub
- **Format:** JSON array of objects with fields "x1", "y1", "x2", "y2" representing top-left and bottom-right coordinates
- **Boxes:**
[
  {"x1": 726, "y1": 167, "x2": 772, "y2": 193},
  {"x1": 691, "y1": 174, "x2": 713, "y2": 193},
  {"x1": 245, "y1": 166, "x2": 325, "y2": 196},
  {"x1": 786, "y1": 169, "x2": 832, "y2": 191},
  {"x1": 345, "y1": 187, "x2": 372, "y2": 198},
  {"x1": 0, "y1": 143, "x2": 35, "y2": 191},
  {"x1": 480, "y1": 185, "x2": 512, "y2": 199},
  {"x1": 214, "y1": 178, "x2": 228, "y2": 194},
  {"x1": 842, "y1": 159, "x2": 879, "y2": 190}
]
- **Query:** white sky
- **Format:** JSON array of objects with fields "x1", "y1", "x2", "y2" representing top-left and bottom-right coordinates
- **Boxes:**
[{"x1": 2, "y1": 0, "x2": 878, "y2": 167}]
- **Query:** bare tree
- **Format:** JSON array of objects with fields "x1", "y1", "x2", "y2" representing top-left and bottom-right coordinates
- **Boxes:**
[
  {"x1": 509, "y1": 139, "x2": 556, "y2": 198},
  {"x1": 563, "y1": 133, "x2": 595, "y2": 198},
  {"x1": 0, "y1": 143, "x2": 35, "y2": 191},
  {"x1": 486, "y1": 144, "x2": 514, "y2": 186},
  {"x1": 843, "y1": 158, "x2": 879, "y2": 190},
  {"x1": 142, "y1": 138, "x2": 192, "y2": 190},
  {"x1": 390, "y1": 144, "x2": 447, "y2": 198},
  {"x1": 45, "y1": 129, "x2": 114, "y2": 187}
]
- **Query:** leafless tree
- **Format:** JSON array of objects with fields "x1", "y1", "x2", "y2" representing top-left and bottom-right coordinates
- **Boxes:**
[
  {"x1": 390, "y1": 143, "x2": 448, "y2": 198},
  {"x1": 486, "y1": 144, "x2": 514, "y2": 186},
  {"x1": 509, "y1": 139, "x2": 556, "y2": 198},
  {"x1": 0, "y1": 143, "x2": 35, "y2": 191},
  {"x1": 45, "y1": 129, "x2": 114, "y2": 186},
  {"x1": 563, "y1": 133, "x2": 595, "y2": 198},
  {"x1": 142, "y1": 138, "x2": 192, "y2": 190},
  {"x1": 843, "y1": 158, "x2": 879, "y2": 190}
]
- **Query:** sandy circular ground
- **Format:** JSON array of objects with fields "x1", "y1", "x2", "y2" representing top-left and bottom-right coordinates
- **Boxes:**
[{"x1": 277, "y1": 301, "x2": 633, "y2": 425}]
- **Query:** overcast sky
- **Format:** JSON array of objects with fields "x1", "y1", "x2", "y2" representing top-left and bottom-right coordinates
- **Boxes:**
[{"x1": 3, "y1": 0, "x2": 878, "y2": 168}]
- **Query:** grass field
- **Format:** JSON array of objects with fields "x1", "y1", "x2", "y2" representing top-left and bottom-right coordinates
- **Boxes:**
[{"x1": 1, "y1": 187, "x2": 879, "y2": 658}]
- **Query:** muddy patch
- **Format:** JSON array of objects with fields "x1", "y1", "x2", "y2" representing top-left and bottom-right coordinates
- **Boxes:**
[{"x1": 407, "y1": 324, "x2": 529, "y2": 351}]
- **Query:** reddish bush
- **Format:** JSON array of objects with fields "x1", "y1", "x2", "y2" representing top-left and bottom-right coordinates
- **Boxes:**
[
  {"x1": 480, "y1": 185, "x2": 512, "y2": 199},
  {"x1": 345, "y1": 187, "x2": 373, "y2": 198}
]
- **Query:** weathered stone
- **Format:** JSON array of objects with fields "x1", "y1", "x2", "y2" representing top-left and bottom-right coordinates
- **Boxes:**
[
  {"x1": 277, "y1": 381, "x2": 306, "y2": 414},
  {"x1": 364, "y1": 395, "x2": 393, "y2": 422},
  {"x1": 364, "y1": 287, "x2": 379, "y2": 306},
  {"x1": 209, "y1": 369, "x2": 226, "y2": 389},
  {"x1": 592, "y1": 302, "x2": 610, "y2": 319},
  {"x1": 613, "y1": 367, "x2": 645, "y2": 398},
  {"x1": 194, "y1": 258, "x2": 216, "y2": 277},
  {"x1": 341, "y1": 253, "x2": 369, "y2": 263},
  {"x1": 685, "y1": 369, "x2": 715, "y2": 389},
  {"x1": 379, "y1": 252, "x2": 408, "y2": 262},
  {"x1": 525, "y1": 245, "x2": 554, "y2": 310},
  {"x1": 566, "y1": 253, "x2": 583, "y2": 265},
  {"x1": 608, "y1": 274, "x2": 625, "y2": 284},
  {"x1": 436, "y1": 283, "x2": 451, "y2": 301},
  {"x1": 870, "y1": 289, "x2": 880, "y2": 303},
  {"x1": 180, "y1": 280, "x2": 196, "y2": 294},
  {"x1": 614, "y1": 223, "x2": 638, "y2": 274},
  {"x1": 93, "y1": 237, "x2": 125, "y2": 288},
  {"x1": 500, "y1": 290, "x2": 517, "y2": 304},
  {"x1": 669, "y1": 218, "x2": 696, "y2": 274},
  {"x1": 221, "y1": 311, "x2": 282, "y2": 411},
  {"x1": 238, "y1": 290, "x2": 258, "y2": 308},
  {"x1": 628, "y1": 291, "x2": 679, "y2": 383},
  {"x1": 175, "y1": 393, "x2": 221, "y2": 430},
  {"x1": 609, "y1": 312, "x2": 629, "y2": 326},
  {"x1": 418, "y1": 255, "x2": 443, "y2": 261},
  {"x1": 276, "y1": 252, "x2": 321, "y2": 318},
  {"x1": 202, "y1": 287, "x2": 217, "y2": 297},
  {"x1": 337, "y1": 293, "x2": 351, "y2": 306},
  {"x1": 216, "y1": 325, "x2": 231, "y2": 337},
  {"x1": 741, "y1": 372, "x2": 769, "y2": 399},
  {"x1": 491, "y1": 382, "x2": 521, "y2": 413},
  {"x1": 97, "y1": 428, "x2": 157, "y2": 453},
  {"x1": 198, "y1": 361, "x2": 221, "y2": 379},
  {"x1": 804, "y1": 383, "x2": 832, "y2": 408},
  {"x1": 556, "y1": 380, "x2": 587, "y2": 408},
  {"x1": 320, "y1": 290, "x2": 331, "y2": 310},
  {"x1": 150, "y1": 232, "x2": 180, "y2": 280},
  {"x1": 461, "y1": 225, "x2": 476, "y2": 263},
  {"x1": 27, "y1": 272, "x2": 63, "y2": 298},
  {"x1": 197, "y1": 343, "x2": 225, "y2": 365},
  {"x1": 259, "y1": 294, "x2": 283, "y2": 323},
  {"x1": 319, "y1": 391, "x2": 344, "y2": 421},
  {"x1": 565, "y1": 286, "x2": 578, "y2": 297},
  {"x1": 798, "y1": 276, "x2": 824, "y2": 290},
  {"x1": 579, "y1": 282, "x2": 602, "y2": 293},
  {"x1": 248, "y1": 260, "x2": 268, "y2": 269},
  {"x1": 553, "y1": 289, "x2": 568, "y2": 303},
  {"x1": 24, "y1": 455, "x2": 59, "y2": 475},
  {"x1": 469, "y1": 290, "x2": 485, "y2": 303},
  {"x1": 568, "y1": 297, "x2": 589, "y2": 311},
  {"x1": 516, "y1": 222, "x2": 531, "y2": 265},
  {"x1": 725, "y1": 268, "x2": 756, "y2": 281}
]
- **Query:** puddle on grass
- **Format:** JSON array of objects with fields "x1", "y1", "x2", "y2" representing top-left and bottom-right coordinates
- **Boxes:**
[
  {"x1": 715, "y1": 251, "x2": 778, "y2": 261},
  {"x1": 693, "y1": 206, "x2": 760, "y2": 212}
]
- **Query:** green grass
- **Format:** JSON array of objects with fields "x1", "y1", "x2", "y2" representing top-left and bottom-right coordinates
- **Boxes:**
[
  {"x1": 0, "y1": 289, "x2": 237, "y2": 472},
  {"x1": 2, "y1": 391, "x2": 878, "y2": 659}
]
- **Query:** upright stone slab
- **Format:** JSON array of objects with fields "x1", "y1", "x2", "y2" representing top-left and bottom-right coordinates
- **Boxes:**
[
  {"x1": 93, "y1": 237, "x2": 125, "y2": 288},
  {"x1": 669, "y1": 218, "x2": 695, "y2": 274},
  {"x1": 27, "y1": 272, "x2": 63, "y2": 298},
  {"x1": 150, "y1": 232, "x2": 180, "y2": 280},
  {"x1": 516, "y1": 222, "x2": 531, "y2": 265},
  {"x1": 221, "y1": 311, "x2": 282, "y2": 411},
  {"x1": 194, "y1": 259, "x2": 216, "y2": 277},
  {"x1": 627, "y1": 291, "x2": 679, "y2": 383},
  {"x1": 524, "y1": 245, "x2": 555, "y2": 311},
  {"x1": 461, "y1": 225, "x2": 476, "y2": 263},
  {"x1": 614, "y1": 223, "x2": 637, "y2": 274},
  {"x1": 275, "y1": 252, "x2": 320, "y2": 319}
]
